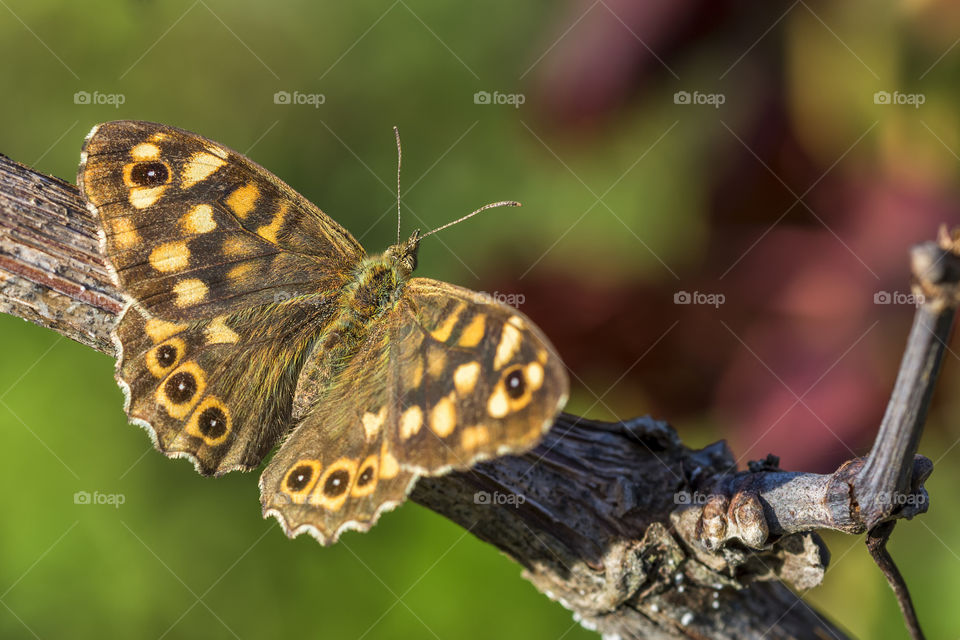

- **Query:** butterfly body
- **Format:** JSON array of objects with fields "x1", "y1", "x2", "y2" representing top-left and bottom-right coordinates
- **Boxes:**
[{"x1": 79, "y1": 121, "x2": 568, "y2": 544}]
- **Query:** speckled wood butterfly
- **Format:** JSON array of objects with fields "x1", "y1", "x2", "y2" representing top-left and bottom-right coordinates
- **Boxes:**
[{"x1": 78, "y1": 121, "x2": 568, "y2": 544}]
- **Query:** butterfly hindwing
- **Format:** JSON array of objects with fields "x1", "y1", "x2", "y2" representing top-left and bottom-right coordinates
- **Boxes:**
[
  {"x1": 79, "y1": 120, "x2": 363, "y2": 320},
  {"x1": 115, "y1": 297, "x2": 337, "y2": 475},
  {"x1": 260, "y1": 277, "x2": 567, "y2": 543}
]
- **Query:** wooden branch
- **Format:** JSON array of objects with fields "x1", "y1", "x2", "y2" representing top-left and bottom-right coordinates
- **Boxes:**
[{"x1": 2, "y1": 150, "x2": 943, "y2": 639}]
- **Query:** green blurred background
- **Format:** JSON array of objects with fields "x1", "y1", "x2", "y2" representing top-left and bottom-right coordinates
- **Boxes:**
[{"x1": 1, "y1": 1, "x2": 959, "y2": 638}]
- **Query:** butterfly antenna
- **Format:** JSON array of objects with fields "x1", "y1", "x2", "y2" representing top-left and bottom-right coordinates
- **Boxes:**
[
  {"x1": 394, "y1": 126, "x2": 402, "y2": 245},
  {"x1": 420, "y1": 201, "x2": 521, "y2": 239}
]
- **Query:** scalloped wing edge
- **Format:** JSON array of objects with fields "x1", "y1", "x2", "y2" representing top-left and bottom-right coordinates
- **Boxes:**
[
  {"x1": 258, "y1": 473, "x2": 421, "y2": 545},
  {"x1": 109, "y1": 301, "x2": 257, "y2": 477}
]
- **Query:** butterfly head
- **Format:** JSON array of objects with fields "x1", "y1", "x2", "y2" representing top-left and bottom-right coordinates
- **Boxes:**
[{"x1": 383, "y1": 230, "x2": 422, "y2": 276}]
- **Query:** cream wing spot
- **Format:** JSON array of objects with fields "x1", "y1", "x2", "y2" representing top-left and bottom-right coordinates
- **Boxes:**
[
  {"x1": 225, "y1": 183, "x2": 259, "y2": 219},
  {"x1": 488, "y1": 387, "x2": 509, "y2": 418},
  {"x1": 427, "y1": 346, "x2": 447, "y2": 379},
  {"x1": 227, "y1": 262, "x2": 256, "y2": 281},
  {"x1": 493, "y1": 323, "x2": 523, "y2": 370},
  {"x1": 453, "y1": 362, "x2": 481, "y2": 395},
  {"x1": 525, "y1": 361, "x2": 545, "y2": 390},
  {"x1": 181, "y1": 151, "x2": 226, "y2": 188},
  {"x1": 130, "y1": 143, "x2": 161, "y2": 161},
  {"x1": 145, "y1": 318, "x2": 187, "y2": 342},
  {"x1": 430, "y1": 394, "x2": 457, "y2": 438},
  {"x1": 429, "y1": 304, "x2": 464, "y2": 343},
  {"x1": 400, "y1": 406, "x2": 423, "y2": 440},
  {"x1": 180, "y1": 204, "x2": 216, "y2": 234},
  {"x1": 149, "y1": 241, "x2": 190, "y2": 273},
  {"x1": 256, "y1": 202, "x2": 289, "y2": 243},
  {"x1": 458, "y1": 314, "x2": 486, "y2": 347},
  {"x1": 129, "y1": 186, "x2": 166, "y2": 209},
  {"x1": 362, "y1": 406, "x2": 387, "y2": 441},
  {"x1": 461, "y1": 426, "x2": 490, "y2": 450},
  {"x1": 380, "y1": 443, "x2": 400, "y2": 479},
  {"x1": 205, "y1": 316, "x2": 240, "y2": 344},
  {"x1": 173, "y1": 278, "x2": 208, "y2": 307},
  {"x1": 111, "y1": 217, "x2": 140, "y2": 249}
]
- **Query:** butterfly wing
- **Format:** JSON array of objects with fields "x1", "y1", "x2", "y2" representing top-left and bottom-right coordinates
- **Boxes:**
[
  {"x1": 114, "y1": 300, "x2": 336, "y2": 475},
  {"x1": 80, "y1": 121, "x2": 363, "y2": 475},
  {"x1": 260, "y1": 277, "x2": 568, "y2": 543},
  {"x1": 79, "y1": 120, "x2": 363, "y2": 319}
]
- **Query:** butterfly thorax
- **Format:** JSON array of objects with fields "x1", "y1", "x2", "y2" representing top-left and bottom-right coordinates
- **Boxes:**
[{"x1": 345, "y1": 231, "x2": 420, "y2": 321}]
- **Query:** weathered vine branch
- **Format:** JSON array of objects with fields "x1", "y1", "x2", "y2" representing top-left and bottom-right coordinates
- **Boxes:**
[{"x1": 1, "y1": 151, "x2": 950, "y2": 639}]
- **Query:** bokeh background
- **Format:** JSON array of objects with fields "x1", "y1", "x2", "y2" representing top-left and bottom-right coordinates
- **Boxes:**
[{"x1": 1, "y1": 1, "x2": 959, "y2": 638}]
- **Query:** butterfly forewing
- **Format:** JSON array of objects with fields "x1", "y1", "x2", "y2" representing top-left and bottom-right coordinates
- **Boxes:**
[{"x1": 79, "y1": 120, "x2": 363, "y2": 320}]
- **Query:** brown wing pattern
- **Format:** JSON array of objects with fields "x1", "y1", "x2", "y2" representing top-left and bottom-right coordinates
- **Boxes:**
[
  {"x1": 259, "y1": 277, "x2": 568, "y2": 543},
  {"x1": 79, "y1": 120, "x2": 363, "y2": 320}
]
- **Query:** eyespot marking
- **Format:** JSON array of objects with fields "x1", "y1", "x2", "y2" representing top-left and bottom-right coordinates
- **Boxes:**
[
  {"x1": 310, "y1": 458, "x2": 358, "y2": 511},
  {"x1": 186, "y1": 397, "x2": 232, "y2": 446},
  {"x1": 146, "y1": 338, "x2": 185, "y2": 378},
  {"x1": 283, "y1": 460, "x2": 322, "y2": 501},
  {"x1": 156, "y1": 361, "x2": 205, "y2": 419},
  {"x1": 351, "y1": 455, "x2": 379, "y2": 497}
]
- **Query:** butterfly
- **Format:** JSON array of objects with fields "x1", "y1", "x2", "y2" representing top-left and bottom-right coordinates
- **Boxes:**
[{"x1": 78, "y1": 121, "x2": 569, "y2": 544}]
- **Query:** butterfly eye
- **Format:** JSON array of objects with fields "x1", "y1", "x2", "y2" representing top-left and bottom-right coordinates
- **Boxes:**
[
  {"x1": 130, "y1": 161, "x2": 169, "y2": 187},
  {"x1": 505, "y1": 368, "x2": 526, "y2": 399},
  {"x1": 323, "y1": 469, "x2": 350, "y2": 497},
  {"x1": 165, "y1": 371, "x2": 198, "y2": 404}
]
